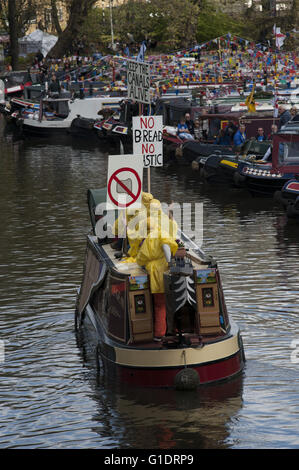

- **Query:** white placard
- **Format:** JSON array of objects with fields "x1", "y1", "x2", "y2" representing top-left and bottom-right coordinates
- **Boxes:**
[
  {"x1": 127, "y1": 59, "x2": 151, "y2": 104},
  {"x1": 132, "y1": 115, "x2": 163, "y2": 167},
  {"x1": 106, "y1": 154, "x2": 143, "y2": 210}
]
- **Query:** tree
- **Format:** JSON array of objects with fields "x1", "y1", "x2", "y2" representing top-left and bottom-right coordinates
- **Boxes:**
[
  {"x1": 49, "y1": 0, "x2": 98, "y2": 57},
  {"x1": 108, "y1": 0, "x2": 199, "y2": 49},
  {"x1": 76, "y1": 6, "x2": 111, "y2": 49},
  {"x1": 8, "y1": 0, "x2": 19, "y2": 69},
  {"x1": 0, "y1": 0, "x2": 38, "y2": 36},
  {"x1": 197, "y1": 0, "x2": 246, "y2": 43},
  {"x1": 0, "y1": 0, "x2": 42, "y2": 68},
  {"x1": 50, "y1": 0, "x2": 62, "y2": 35}
]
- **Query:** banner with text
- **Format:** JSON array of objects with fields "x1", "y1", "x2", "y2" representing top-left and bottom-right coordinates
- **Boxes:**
[
  {"x1": 127, "y1": 59, "x2": 151, "y2": 104},
  {"x1": 133, "y1": 115, "x2": 163, "y2": 168}
]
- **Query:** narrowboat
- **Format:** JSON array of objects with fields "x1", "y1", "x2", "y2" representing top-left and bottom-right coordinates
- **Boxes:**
[
  {"x1": 236, "y1": 122, "x2": 299, "y2": 196},
  {"x1": 0, "y1": 70, "x2": 33, "y2": 98},
  {"x1": 93, "y1": 108, "x2": 131, "y2": 152},
  {"x1": 163, "y1": 111, "x2": 278, "y2": 168},
  {"x1": 274, "y1": 178, "x2": 299, "y2": 219},
  {"x1": 17, "y1": 95, "x2": 122, "y2": 136},
  {"x1": 75, "y1": 188, "x2": 245, "y2": 389},
  {"x1": 198, "y1": 140, "x2": 271, "y2": 186}
]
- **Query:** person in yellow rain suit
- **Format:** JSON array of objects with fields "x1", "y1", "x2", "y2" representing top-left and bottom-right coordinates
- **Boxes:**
[
  {"x1": 146, "y1": 198, "x2": 178, "y2": 240},
  {"x1": 126, "y1": 192, "x2": 153, "y2": 258},
  {"x1": 112, "y1": 192, "x2": 153, "y2": 259},
  {"x1": 136, "y1": 209, "x2": 178, "y2": 340},
  {"x1": 131, "y1": 198, "x2": 178, "y2": 262}
]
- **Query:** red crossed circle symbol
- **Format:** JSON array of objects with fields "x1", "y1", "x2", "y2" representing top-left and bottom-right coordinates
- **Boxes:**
[{"x1": 107, "y1": 167, "x2": 142, "y2": 208}]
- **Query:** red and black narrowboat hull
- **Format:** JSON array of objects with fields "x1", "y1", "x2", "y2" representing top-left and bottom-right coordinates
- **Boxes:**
[
  {"x1": 237, "y1": 162, "x2": 291, "y2": 196},
  {"x1": 83, "y1": 302, "x2": 245, "y2": 389},
  {"x1": 275, "y1": 179, "x2": 299, "y2": 218}
]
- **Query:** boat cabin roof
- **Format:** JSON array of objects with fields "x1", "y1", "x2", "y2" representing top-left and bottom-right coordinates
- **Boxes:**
[
  {"x1": 42, "y1": 97, "x2": 70, "y2": 103},
  {"x1": 278, "y1": 122, "x2": 299, "y2": 135}
]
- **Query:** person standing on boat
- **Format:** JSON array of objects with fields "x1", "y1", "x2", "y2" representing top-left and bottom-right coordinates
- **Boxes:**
[
  {"x1": 136, "y1": 200, "x2": 178, "y2": 340},
  {"x1": 262, "y1": 124, "x2": 278, "y2": 161},
  {"x1": 278, "y1": 105, "x2": 291, "y2": 130},
  {"x1": 48, "y1": 74, "x2": 61, "y2": 97},
  {"x1": 290, "y1": 107, "x2": 299, "y2": 122},
  {"x1": 185, "y1": 113, "x2": 195, "y2": 136},
  {"x1": 35, "y1": 50, "x2": 43, "y2": 69},
  {"x1": 233, "y1": 123, "x2": 246, "y2": 153},
  {"x1": 193, "y1": 119, "x2": 201, "y2": 140}
]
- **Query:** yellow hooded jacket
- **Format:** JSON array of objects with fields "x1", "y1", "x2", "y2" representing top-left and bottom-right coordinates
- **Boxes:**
[{"x1": 136, "y1": 226, "x2": 178, "y2": 293}]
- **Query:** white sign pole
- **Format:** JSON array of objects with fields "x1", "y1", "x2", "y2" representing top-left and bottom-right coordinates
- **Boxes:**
[{"x1": 127, "y1": 58, "x2": 153, "y2": 192}]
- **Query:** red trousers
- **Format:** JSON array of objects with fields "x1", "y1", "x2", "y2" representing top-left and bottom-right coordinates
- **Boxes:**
[{"x1": 153, "y1": 293, "x2": 167, "y2": 337}]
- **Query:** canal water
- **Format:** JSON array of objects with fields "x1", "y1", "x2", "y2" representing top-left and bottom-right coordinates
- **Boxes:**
[{"x1": 0, "y1": 115, "x2": 298, "y2": 449}]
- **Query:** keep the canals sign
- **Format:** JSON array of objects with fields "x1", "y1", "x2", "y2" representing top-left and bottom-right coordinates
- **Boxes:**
[
  {"x1": 133, "y1": 116, "x2": 163, "y2": 167},
  {"x1": 127, "y1": 59, "x2": 151, "y2": 105}
]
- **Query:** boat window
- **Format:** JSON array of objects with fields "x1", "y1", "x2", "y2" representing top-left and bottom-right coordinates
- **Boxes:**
[
  {"x1": 9, "y1": 73, "x2": 23, "y2": 84},
  {"x1": 43, "y1": 100, "x2": 69, "y2": 119},
  {"x1": 57, "y1": 101, "x2": 69, "y2": 118},
  {"x1": 248, "y1": 140, "x2": 270, "y2": 154},
  {"x1": 278, "y1": 141, "x2": 299, "y2": 165}
]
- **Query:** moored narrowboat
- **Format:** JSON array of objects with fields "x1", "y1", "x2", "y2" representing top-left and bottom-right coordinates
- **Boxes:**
[
  {"x1": 275, "y1": 178, "x2": 299, "y2": 219},
  {"x1": 235, "y1": 122, "x2": 299, "y2": 196},
  {"x1": 200, "y1": 139, "x2": 271, "y2": 185},
  {"x1": 17, "y1": 95, "x2": 122, "y2": 136},
  {"x1": 75, "y1": 189, "x2": 245, "y2": 389}
]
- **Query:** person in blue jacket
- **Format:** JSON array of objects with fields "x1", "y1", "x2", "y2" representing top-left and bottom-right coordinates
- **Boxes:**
[
  {"x1": 233, "y1": 124, "x2": 246, "y2": 153},
  {"x1": 177, "y1": 116, "x2": 194, "y2": 140},
  {"x1": 255, "y1": 127, "x2": 267, "y2": 141}
]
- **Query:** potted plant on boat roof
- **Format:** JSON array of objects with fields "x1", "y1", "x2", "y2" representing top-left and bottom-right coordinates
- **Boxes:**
[{"x1": 175, "y1": 239, "x2": 187, "y2": 258}]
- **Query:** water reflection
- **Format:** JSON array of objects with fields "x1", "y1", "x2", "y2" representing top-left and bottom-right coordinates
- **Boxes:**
[{"x1": 77, "y1": 329, "x2": 244, "y2": 449}]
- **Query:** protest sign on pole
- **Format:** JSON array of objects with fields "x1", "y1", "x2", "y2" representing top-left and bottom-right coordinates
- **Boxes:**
[
  {"x1": 127, "y1": 59, "x2": 151, "y2": 104},
  {"x1": 132, "y1": 115, "x2": 163, "y2": 168},
  {"x1": 106, "y1": 154, "x2": 143, "y2": 210}
]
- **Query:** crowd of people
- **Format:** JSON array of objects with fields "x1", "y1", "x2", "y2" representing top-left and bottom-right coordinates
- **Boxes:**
[{"x1": 175, "y1": 101, "x2": 299, "y2": 155}]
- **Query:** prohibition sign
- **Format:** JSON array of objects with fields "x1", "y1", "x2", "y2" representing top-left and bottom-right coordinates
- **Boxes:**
[{"x1": 107, "y1": 167, "x2": 142, "y2": 208}]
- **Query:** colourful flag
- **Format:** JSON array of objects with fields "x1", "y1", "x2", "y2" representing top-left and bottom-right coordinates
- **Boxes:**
[
  {"x1": 274, "y1": 25, "x2": 286, "y2": 50},
  {"x1": 245, "y1": 82, "x2": 256, "y2": 113}
]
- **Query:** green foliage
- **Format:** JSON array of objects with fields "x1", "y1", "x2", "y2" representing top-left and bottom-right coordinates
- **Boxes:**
[
  {"x1": 79, "y1": 8, "x2": 111, "y2": 45},
  {"x1": 197, "y1": 1, "x2": 246, "y2": 43},
  {"x1": 80, "y1": 0, "x2": 199, "y2": 49},
  {"x1": 78, "y1": 0, "x2": 297, "y2": 52}
]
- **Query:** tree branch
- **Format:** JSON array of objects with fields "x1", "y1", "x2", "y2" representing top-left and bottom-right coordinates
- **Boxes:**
[{"x1": 51, "y1": 0, "x2": 62, "y2": 35}]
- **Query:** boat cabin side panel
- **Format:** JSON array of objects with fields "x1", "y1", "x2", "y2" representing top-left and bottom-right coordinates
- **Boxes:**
[{"x1": 272, "y1": 133, "x2": 299, "y2": 174}]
